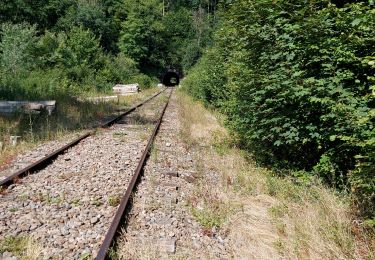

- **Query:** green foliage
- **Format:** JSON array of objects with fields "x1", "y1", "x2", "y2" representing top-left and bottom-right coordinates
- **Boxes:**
[
  {"x1": 0, "y1": 0, "x2": 217, "y2": 98},
  {"x1": 99, "y1": 53, "x2": 139, "y2": 84},
  {"x1": 56, "y1": 0, "x2": 117, "y2": 51},
  {"x1": 0, "y1": 236, "x2": 28, "y2": 254},
  {"x1": 130, "y1": 74, "x2": 154, "y2": 89},
  {"x1": 348, "y1": 108, "x2": 375, "y2": 221},
  {"x1": 0, "y1": 0, "x2": 75, "y2": 29},
  {"x1": 34, "y1": 31, "x2": 61, "y2": 68},
  {"x1": 191, "y1": 206, "x2": 223, "y2": 228},
  {"x1": 0, "y1": 23, "x2": 151, "y2": 98},
  {"x1": 118, "y1": 0, "x2": 165, "y2": 70},
  {"x1": 162, "y1": 8, "x2": 194, "y2": 69},
  {"x1": 182, "y1": 47, "x2": 227, "y2": 105},
  {"x1": 56, "y1": 26, "x2": 103, "y2": 69},
  {"x1": 183, "y1": 1, "x2": 375, "y2": 219},
  {"x1": 0, "y1": 23, "x2": 38, "y2": 75},
  {"x1": 181, "y1": 40, "x2": 201, "y2": 70},
  {"x1": 117, "y1": 0, "x2": 216, "y2": 75}
]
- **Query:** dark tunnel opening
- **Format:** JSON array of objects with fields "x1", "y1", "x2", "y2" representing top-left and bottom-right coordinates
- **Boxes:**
[{"x1": 162, "y1": 70, "x2": 180, "y2": 86}]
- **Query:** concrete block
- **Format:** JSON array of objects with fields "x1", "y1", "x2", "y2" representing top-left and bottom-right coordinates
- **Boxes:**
[
  {"x1": 0, "y1": 101, "x2": 56, "y2": 114},
  {"x1": 113, "y1": 84, "x2": 139, "y2": 94}
]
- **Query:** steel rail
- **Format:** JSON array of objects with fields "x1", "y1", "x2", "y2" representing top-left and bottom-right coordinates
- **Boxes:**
[
  {"x1": 95, "y1": 88, "x2": 173, "y2": 260},
  {"x1": 102, "y1": 88, "x2": 167, "y2": 127},
  {"x1": 0, "y1": 88, "x2": 167, "y2": 188},
  {"x1": 0, "y1": 133, "x2": 91, "y2": 187}
]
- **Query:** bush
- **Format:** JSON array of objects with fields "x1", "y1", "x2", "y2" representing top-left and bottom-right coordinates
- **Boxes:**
[
  {"x1": 182, "y1": 47, "x2": 227, "y2": 106},
  {"x1": 0, "y1": 23, "x2": 38, "y2": 75},
  {"x1": 98, "y1": 53, "x2": 139, "y2": 84},
  {"x1": 56, "y1": 26, "x2": 103, "y2": 70},
  {"x1": 130, "y1": 74, "x2": 154, "y2": 89},
  {"x1": 183, "y1": 1, "x2": 375, "y2": 219},
  {"x1": 33, "y1": 31, "x2": 60, "y2": 68}
]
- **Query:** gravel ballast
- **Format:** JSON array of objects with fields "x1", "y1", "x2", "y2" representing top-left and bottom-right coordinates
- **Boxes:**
[
  {"x1": 117, "y1": 92, "x2": 231, "y2": 259},
  {"x1": 0, "y1": 90, "x2": 171, "y2": 258}
]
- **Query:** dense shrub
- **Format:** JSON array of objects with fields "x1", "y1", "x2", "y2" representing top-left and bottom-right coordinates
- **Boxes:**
[
  {"x1": 55, "y1": 26, "x2": 104, "y2": 70},
  {"x1": 1, "y1": 0, "x2": 218, "y2": 100},
  {"x1": 0, "y1": 23, "x2": 39, "y2": 99},
  {"x1": 130, "y1": 74, "x2": 154, "y2": 89},
  {"x1": 55, "y1": 0, "x2": 117, "y2": 51},
  {"x1": 182, "y1": 47, "x2": 227, "y2": 106},
  {"x1": 118, "y1": 0, "x2": 164, "y2": 70},
  {"x1": 0, "y1": 23, "x2": 38, "y2": 75},
  {"x1": 0, "y1": 23, "x2": 153, "y2": 98},
  {"x1": 183, "y1": 1, "x2": 375, "y2": 220},
  {"x1": 98, "y1": 53, "x2": 139, "y2": 85}
]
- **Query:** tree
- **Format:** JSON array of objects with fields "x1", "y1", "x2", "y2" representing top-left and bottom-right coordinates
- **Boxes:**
[
  {"x1": 118, "y1": 0, "x2": 165, "y2": 72},
  {"x1": 55, "y1": 26, "x2": 104, "y2": 81},
  {"x1": 0, "y1": 23, "x2": 38, "y2": 75},
  {"x1": 183, "y1": 0, "x2": 375, "y2": 220},
  {"x1": 56, "y1": 0, "x2": 116, "y2": 51},
  {"x1": 0, "y1": 0, "x2": 74, "y2": 30}
]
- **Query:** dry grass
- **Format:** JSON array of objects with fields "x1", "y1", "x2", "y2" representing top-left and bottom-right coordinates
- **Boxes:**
[
  {"x1": 116, "y1": 236, "x2": 186, "y2": 260},
  {"x1": 117, "y1": 87, "x2": 163, "y2": 106},
  {"x1": 178, "y1": 94, "x2": 224, "y2": 148},
  {"x1": 176, "y1": 90, "x2": 374, "y2": 259},
  {"x1": 24, "y1": 238, "x2": 45, "y2": 260},
  {"x1": 0, "y1": 236, "x2": 45, "y2": 259},
  {"x1": 0, "y1": 130, "x2": 81, "y2": 179},
  {"x1": 0, "y1": 87, "x2": 161, "y2": 175}
]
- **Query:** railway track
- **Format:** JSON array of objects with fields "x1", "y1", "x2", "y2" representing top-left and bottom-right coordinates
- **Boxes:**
[
  {"x1": 96, "y1": 88, "x2": 173, "y2": 259},
  {"x1": 0, "y1": 88, "x2": 167, "y2": 187},
  {"x1": 0, "y1": 88, "x2": 173, "y2": 258}
]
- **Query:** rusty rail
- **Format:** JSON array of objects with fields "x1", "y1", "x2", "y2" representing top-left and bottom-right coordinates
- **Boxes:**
[
  {"x1": 95, "y1": 88, "x2": 173, "y2": 259},
  {"x1": 0, "y1": 88, "x2": 167, "y2": 187},
  {"x1": 102, "y1": 88, "x2": 167, "y2": 127}
]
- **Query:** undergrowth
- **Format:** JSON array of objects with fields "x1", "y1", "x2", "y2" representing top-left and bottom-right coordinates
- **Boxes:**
[
  {"x1": 177, "y1": 90, "x2": 374, "y2": 259},
  {"x1": 182, "y1": 0, "x2": 375, "y2": 223},
  {"x1": 0, "y1": 236, "x2": 44, "y2": 259},
  {"x1": 0, "y1": 88, "x2": 160, "y2": 169}
]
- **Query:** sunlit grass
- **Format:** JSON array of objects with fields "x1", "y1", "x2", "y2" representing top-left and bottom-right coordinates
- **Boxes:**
[
  {"x1": 176, "y1": 90, "x2": 374, "y2": 259},
  {"x1": 0, "y1": 87, "x2": 161, "y2": 169}
]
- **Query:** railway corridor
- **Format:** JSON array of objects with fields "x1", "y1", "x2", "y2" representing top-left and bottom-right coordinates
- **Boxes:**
[
  {"x1": 115, "y1": 93, "x2": 231, "y2": 259},
  {"x1": 0, "y1": 89, "x2": 171, "y2": 258}
]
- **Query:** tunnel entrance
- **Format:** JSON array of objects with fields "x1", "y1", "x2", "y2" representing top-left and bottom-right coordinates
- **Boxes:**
[{"x1": 162, "y1": 70, "x2": 180, "y2": 86}]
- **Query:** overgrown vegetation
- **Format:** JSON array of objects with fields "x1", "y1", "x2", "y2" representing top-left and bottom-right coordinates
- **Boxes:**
[
  {"x1": 1, "y1": 0, "x2": 373, "y2": 255},
  {"x1": 177, "y1": 91, "x2": 374, "y2": 259},
  {"x1": 182, "y1": 0, "x2": 375, "y2": 223},
  {"x1": 0, "y1": 87, "x2": 160, "y2": 174},
  {"x1": 0, "y1": 0, "x2": 217, "y2": 99},
  {"x1": 0, "y1": 0, "x2": 216, "y2": 157},
  {"x1": 0, "y1": 236, "x2": 44, "y2": 258}
]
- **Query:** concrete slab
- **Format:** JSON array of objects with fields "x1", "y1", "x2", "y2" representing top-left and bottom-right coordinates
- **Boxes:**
[{"x1": 113, "y1": 84, "x2": 139, "y2": 94}]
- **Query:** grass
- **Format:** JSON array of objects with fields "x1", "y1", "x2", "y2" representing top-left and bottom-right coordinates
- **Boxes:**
[
  {"x1": 0, "y1": 237, "x2": 27, "y2": 254},
  {"x1": 117, "y1": 87, "x2": 163, "y2": 106},
  {"x1": 113, "y1": 131, "x2": 127, "y2": 137},
  {"x1": 0, "y1": 87, "x2": 161, "y2": 173},
  {"x1": 70, "y1": 198, "x2": 81, "y2": 206},
  {"x1": 150, "y1": 143, "x2": 159, "y2": 162},
  {"x1": 34, "y1": 192, "x2": 65, "y2": 205},
  {"x1": 91, "y1": 197, "x2": 103, "y2": 207},
  {"x1": 191, "y1": 203, "x2": 230, "y2": 229},
  {"x1": 108, "y1": 195, "x2": 121, "y2": 207},
  {"x1": 78, "y1": 253, "x2": 91, "y2": 260},
  {"x1": 176, "y1": 90, "x2": 374, "y2": 259},
  {"x1": 0, "y1": 236, "x2": 44, "y2": 259}
]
